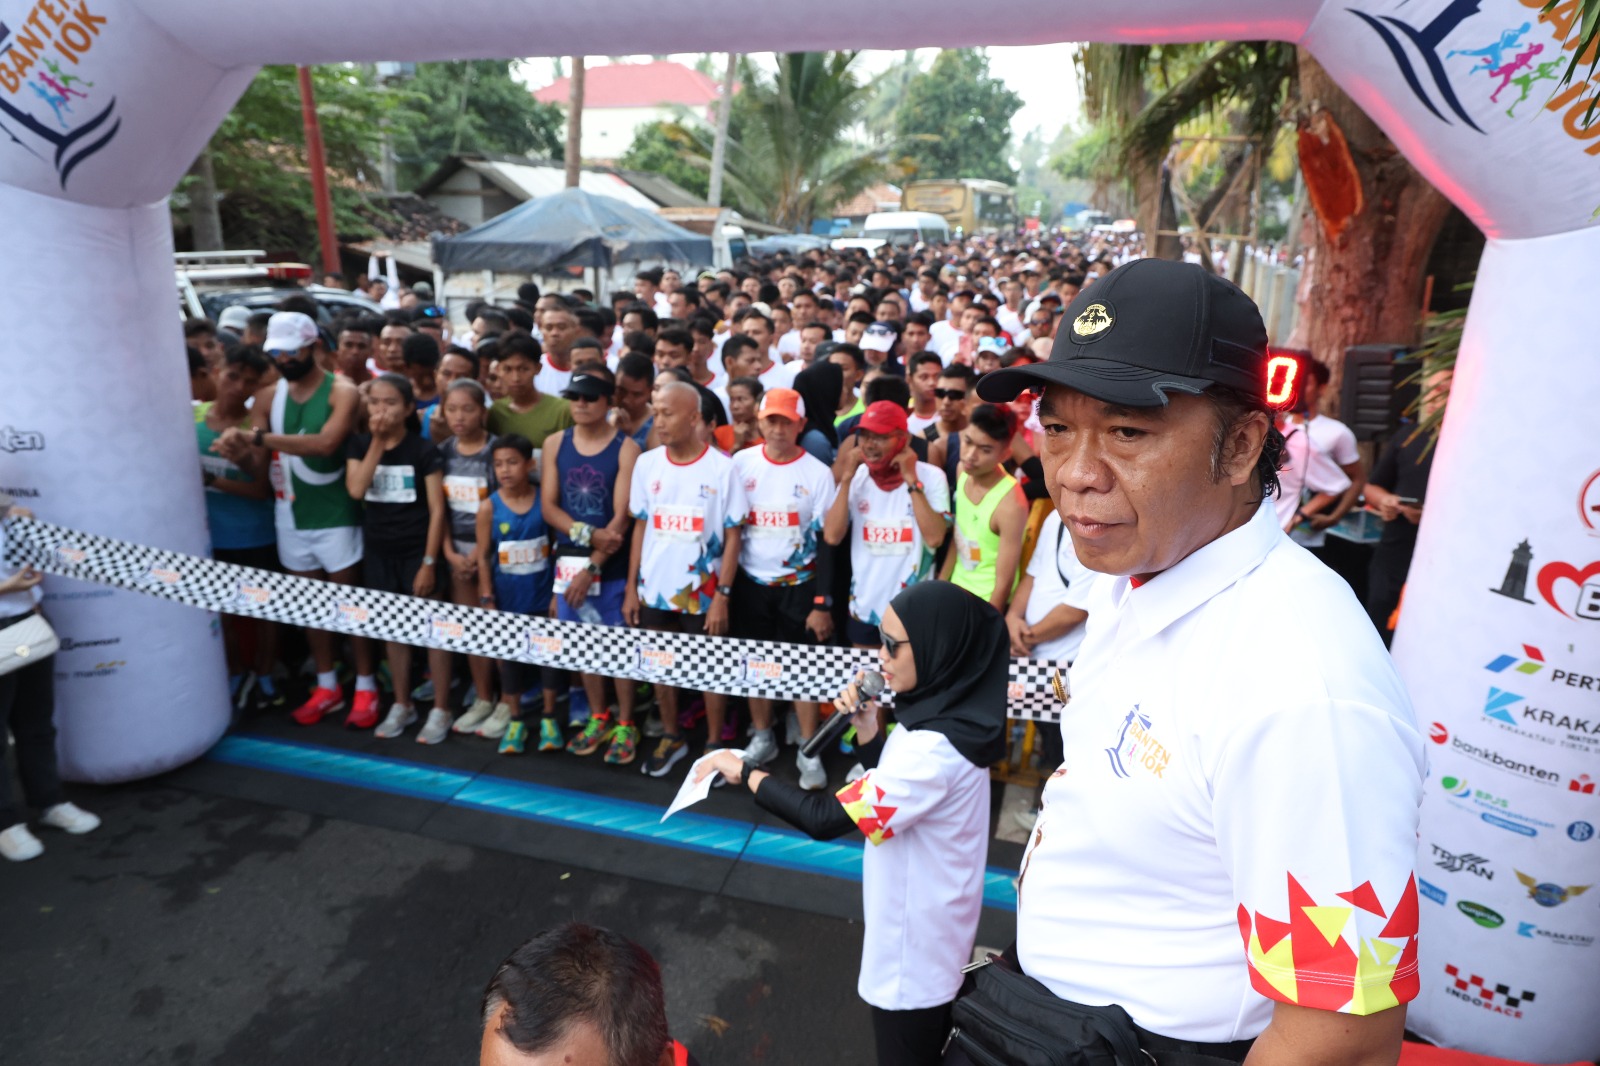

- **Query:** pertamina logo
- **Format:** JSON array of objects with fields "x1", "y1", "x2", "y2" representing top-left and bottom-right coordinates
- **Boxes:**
[
  {"x1": 0, "y1": 2, "x2": 119, "y2": 188},
  {"x1": 1487, "y1": 641, "x2": 1600, "y2": 700},
  {"x1": 1443, "y1": 964, "x2": 1535, "y2": 1019},
  {"x1": 1486, "y1": 645, "x2": 1544, "y2": 675}
]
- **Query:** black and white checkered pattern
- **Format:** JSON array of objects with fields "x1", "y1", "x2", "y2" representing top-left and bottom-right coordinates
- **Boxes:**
[{"x1": 4, "y1": 517, "x2": 1067, "y2": 721}]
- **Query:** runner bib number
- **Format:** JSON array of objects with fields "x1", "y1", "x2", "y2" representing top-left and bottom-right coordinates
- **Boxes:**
[
  {"x1": 498, "y1": 537, "x2": 549, "y2": 575},
  {"x1": 443, "y1": 474, "x2": 488, "y2": 515},
  {"x1": 651, "y1": 505, "x2": 705, "y2": 542},
  {"x1": 552, "y1": 555, "x2": 600, "y2": 598},
  {"x1": 269, "y1": 454, "x2": 291, "y2": 502},
  {"x1": 862, "y1": 519, "x2": 914, "y2": 555},
  {"x1": 953, "y1": 526, "x2": 981, "y2": 570},
  {"x1": 748, "y1": 507, "x2": 800, "y2": 538},
  {"x1": 201, "y1": 454, "x2": 234, "y2": 492},
  {"x1": 366, "y1": 464, "x2": 417, "y2": 504}
]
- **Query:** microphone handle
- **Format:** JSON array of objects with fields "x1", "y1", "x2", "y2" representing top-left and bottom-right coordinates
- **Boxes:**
[{"x1": 800, "y1": 706, "x2": 856, "y2": 761}]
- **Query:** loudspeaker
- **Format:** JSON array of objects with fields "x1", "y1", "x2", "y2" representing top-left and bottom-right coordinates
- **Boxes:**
[{"x1": 1339, "y1": 344, "x2": 1415, "y2": 441}]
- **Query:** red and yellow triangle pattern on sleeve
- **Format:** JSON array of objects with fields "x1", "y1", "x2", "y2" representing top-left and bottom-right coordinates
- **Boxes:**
[
  {"x1": 1236, "y1": 873, "x2": 1420, "y2": 1015},
  {"x1": 836, "y1": 774, "x2": 900, "y2": 846}
]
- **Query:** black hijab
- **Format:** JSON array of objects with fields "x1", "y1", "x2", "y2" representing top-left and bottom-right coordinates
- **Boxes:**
[
  {"x1": 887, "y1": 581, "x2": 1009, "y2": 767},
  {"x1": 793, "y1": 360, "x2": 842, "y2": 448}
]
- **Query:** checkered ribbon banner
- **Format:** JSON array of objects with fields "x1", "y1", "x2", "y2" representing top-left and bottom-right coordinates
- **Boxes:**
[{"x1": 3, "y1": 517, "x2": 1067, "y2": 721}]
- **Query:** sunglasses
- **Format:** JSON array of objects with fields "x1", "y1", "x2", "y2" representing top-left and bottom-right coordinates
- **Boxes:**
[
  {"x1": 934, "y1": 388, "x2": 967, "y2": 401},
  {"x1": 879, "y1": 627, "x2": 908, "y2": 657}
]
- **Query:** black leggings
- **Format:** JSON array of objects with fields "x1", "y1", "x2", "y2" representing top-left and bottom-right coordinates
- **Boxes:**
[
  {"x1": 0, "y1": 654, "x2": 64, "y2": 827},
  {"x1": 871, "y1": 1002, "x2": 952, "y2": 1066}
]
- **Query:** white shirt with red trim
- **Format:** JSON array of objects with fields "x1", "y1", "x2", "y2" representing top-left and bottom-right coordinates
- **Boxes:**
[
  {"x1": 628, "y1": 445, "x2": 748, "y2": 614},
  {"x1": 534, "y1": 356, "x2": 573, "y2": 398},
  {"x1": 837, "y1": 726, "x2": 991, "y2": 1011},
  {"x1": 1017, "y1": 500, "x2": 1425, "y2": 1042},
  {"x1": 733, "y1": 445, "x2": 837, "y2": 586},
  {"x1": 844, "y1": 463, "x2": 950, "y2": 626}
]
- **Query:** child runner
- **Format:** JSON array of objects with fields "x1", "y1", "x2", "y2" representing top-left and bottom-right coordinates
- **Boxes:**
[
  {"x1": 344, "y1": 373, "x2": 449, "y2": 741},
  {"x1": 474, "y1": 435, "x2": 558, "y2": 754},
  {"x1": 431, "y1": 379, "x2": 500, "y2": 735},
  {"x1": 541, "y1": 369, "x2": 643, "y2": 764}
]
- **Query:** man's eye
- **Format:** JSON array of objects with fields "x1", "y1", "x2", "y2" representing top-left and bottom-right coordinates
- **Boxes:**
[
  {"x1": 1042, "y1": 423, "x2": 1067, "y2": 438},
  {"x1": 1110, "y1": 427, "x2": 1146, "y2": 441}
]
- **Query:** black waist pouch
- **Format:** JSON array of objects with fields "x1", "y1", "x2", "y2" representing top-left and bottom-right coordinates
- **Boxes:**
[{"x1": 944, "y1": 957, "x2": 1246, "y2": 1066}]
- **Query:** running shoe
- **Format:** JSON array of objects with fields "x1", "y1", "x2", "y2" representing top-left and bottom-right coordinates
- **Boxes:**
[
  {"x1": 374, "y1": 703, "x2": 418, "y2": 738},
  {"x1": 566, "y1": 686, "x2": 591, "y2": 728},
  {"x1": 477, "y1": 702, "x2": 514, "y2": 739},
  {"x1": 233, "y1": 671, "x2": 257, "y2": 713},
  {"x1": 642, "y1": 711, "x2": 665, "y2": 738},
  {"x1": 499, "y1": 720, "x2": 528, "y2": 755},
  {"x1": 538, "y1": 718, "x2": 564, "y2": 752},
  {"x1": 784, "y1": 709, "x2": 802, "y2": 748},
  {"x1": 40, "y1": 802, "x2": 100, "y2": 834},
  {"x1": 796, "y1": 751, "x2": 827, "y2": 792},
  {"x1": 416, "y1": 709, "x2": 453, "y2": 745},
  {"x1": 566, "y1": 712, "x2": 613, "y2": 757},
  {"x1": 604, "y1": 723, "x2": 639, "y2": 766},
  {"x1": 845, "y1": 762, "x2": 865, "y2": 783},
  {"x1": 0, "y1": 824, "x2": 43, "y2": 862},
  {"x1": 678, "y1": 698, "x2": 705, "y2": 730},
  {"x1": 412, "y1": 678, "x2": 435, "y2": 703},
  {"x1": 291, "y1": 686, "x2": 345, "y2": 726},
  {"x1": 642, "y1": 735, "x2": 689, "y2": 777},
  {"x1": 453, "y1": 698, "x2": 496, "y2": 734},
  {"x1": 345, "y1": 689, "x2": 381, "y2": 730},
  {"x1": 744, "y1": 728, "x2": 779, "y2": 766}
]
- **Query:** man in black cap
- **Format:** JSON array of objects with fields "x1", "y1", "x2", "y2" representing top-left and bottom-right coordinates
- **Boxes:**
[{"x1": 970, "y1": 260, "x2": 1424, "y2": 1065}]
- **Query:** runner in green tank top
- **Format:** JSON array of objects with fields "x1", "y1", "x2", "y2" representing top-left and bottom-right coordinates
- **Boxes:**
[
  {"x1": 212, "y1": 312, "x2": 380, "y2": 727},
  {"x1": 939, "y1": 403, "x2": 1027, "y2": 610}
]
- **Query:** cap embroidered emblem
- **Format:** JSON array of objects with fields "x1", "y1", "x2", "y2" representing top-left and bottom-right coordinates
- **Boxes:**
[{"x1": 1072, "y1": 302, "x2": 1114, "y2": 338}]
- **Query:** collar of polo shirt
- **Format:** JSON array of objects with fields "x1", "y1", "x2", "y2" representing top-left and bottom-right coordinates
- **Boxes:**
[{"x1": 1118, "y1": 498, "x2": 1280, "y2": 640}]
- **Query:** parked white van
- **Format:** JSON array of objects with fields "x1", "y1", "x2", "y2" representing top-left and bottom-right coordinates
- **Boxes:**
[{"x1": 830, "y1": 211, "x2": 951, "y2": 253}]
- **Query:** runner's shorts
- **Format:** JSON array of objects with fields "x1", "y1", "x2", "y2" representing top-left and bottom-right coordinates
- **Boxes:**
[
  {"x1": 276, "y1": 524, "x2": 363, "y2": 574},
  {"x1": 730, "y1": 570, "x2": 814, "y2": 646}
]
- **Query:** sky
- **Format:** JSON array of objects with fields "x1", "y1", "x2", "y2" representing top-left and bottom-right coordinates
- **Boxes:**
[{"x1": 517, "y1": 46, "x2": 1085, "y2": 145}]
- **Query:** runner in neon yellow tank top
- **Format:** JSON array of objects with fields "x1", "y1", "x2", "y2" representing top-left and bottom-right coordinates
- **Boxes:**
[
  {"x1": 212, "y1": 312, "x2": 380, "y2": 727},
  {"x1": 939, "y1": 403, "x2": 1027, "y2": 611}
]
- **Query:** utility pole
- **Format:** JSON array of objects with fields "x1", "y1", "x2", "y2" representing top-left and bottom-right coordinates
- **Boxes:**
[
  {"x1": 707, "y1": 52, "x2": 737, "y2": 207},
  {"x1": 565, "y1": 57, "x2": 584, "y2": 188},
  {"x1": 296, "y1": 66, "x2": 341, "y2": 276}
]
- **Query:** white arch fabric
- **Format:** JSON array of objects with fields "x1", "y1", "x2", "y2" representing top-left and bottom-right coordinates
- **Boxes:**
[{"x1": 0, "y1": 0, "x2": 1593, "y2": 1060}]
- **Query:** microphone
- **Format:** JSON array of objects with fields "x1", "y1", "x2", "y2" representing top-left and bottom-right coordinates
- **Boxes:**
[{"x1": 801, "y1": 671, "x2": 884, "y2": 761}]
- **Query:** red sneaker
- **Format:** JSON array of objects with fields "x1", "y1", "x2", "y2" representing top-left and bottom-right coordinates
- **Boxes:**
[
  {"x1": 344, "y1": 689, "x2": 381, "y2": 730},
  {"x1": 291, "y1": 686, "x2": 345, "y2": 726}
]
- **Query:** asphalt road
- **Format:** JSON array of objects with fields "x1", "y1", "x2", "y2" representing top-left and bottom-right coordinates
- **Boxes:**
[{"x1": 0, "y1": 782, "x2": 877, "y2": 1066}]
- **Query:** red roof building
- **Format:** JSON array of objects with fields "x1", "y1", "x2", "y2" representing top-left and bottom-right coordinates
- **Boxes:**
[{"x1": 532, "y1": 61, "x2": 727, "y2": 161}]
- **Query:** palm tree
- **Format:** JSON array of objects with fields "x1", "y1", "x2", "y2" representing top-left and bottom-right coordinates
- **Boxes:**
[{"x1": 670, "y1": 52, "x2": 893, "y2": 230}]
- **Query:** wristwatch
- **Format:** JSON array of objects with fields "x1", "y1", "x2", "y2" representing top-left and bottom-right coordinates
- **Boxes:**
[
  {"x1": 812, "y1": 594, "x2": 833, "y2": 609},
  {"x1": 716, "y1": 583, "x2": 734, "y2": 597},
  {"x1": 252, "y1": 427, "x2": 266, "y2": 447},
  {"x1": 739, "y1": 755, "x2": 763, "y2": 784},
  {"x1": 584, "y1": 560, "x2": 603, "y2": 577},
  {"x1": 422, "y1": 555, "x2": 436, "y2": 566},
  {"x1": 907, "y1": 479, "x2": 925, "y2": 495}
]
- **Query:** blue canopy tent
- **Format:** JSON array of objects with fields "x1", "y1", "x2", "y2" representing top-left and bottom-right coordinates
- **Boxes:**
[{"x1": 431, "y1": 186, "x2": 713, "y2": 273}]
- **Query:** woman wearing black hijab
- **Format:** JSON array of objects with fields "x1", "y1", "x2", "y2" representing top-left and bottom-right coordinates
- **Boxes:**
[
  {"x1": 792, "y1": 359, "x2": 842, "y2": 464},
  {"x1": 698, "y1": 580, "x2": 1007, "y2": 1066}
]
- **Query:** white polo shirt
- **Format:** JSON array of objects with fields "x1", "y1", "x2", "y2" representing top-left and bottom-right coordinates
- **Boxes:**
[
  {"x1": 1016, "y1": 499, "x2": 1424, "y2": 1043},
  {"x1": 1022, "y1": 511, "x2": 1097, "y2": 664},
  {"x1": 1273, "y1": 418, "x2": 1352, "y2": 534},
  {"x1": 1285, "y1": 414, "x2": 1360, "y2": 549}
]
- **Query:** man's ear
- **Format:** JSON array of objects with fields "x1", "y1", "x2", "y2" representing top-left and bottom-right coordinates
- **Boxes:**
[{"x1": 1222, "y1": 410, "x2": 1271, "y2": 488}]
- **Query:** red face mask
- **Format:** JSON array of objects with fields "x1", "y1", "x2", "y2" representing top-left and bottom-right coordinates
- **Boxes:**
[{"x1": 864, "y1": 432, "x2": 910, "y2": 492}]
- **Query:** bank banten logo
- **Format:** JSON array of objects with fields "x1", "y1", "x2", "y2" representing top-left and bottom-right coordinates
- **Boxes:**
[
  {"x1": 0, "y1": 425, "x2": 45, "y2": 452},
  {"x1": 0, "y1": 3, "x2": 120, "y2": 188},
  {"x1": 1484, "y1": 687, "x2": 1521, "y2": 725},
  {"x1": 1445, "y1": 733, "x2": 1563, "y2": 786},
  {"x1": 1516, "y1": 870, "x2": 1592, "y2": 908},
  {"x1": 1486, "y1": 645, "x2": 1544, "y2": 675}
]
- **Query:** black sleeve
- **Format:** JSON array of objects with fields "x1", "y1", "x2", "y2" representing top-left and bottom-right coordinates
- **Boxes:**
[
  {"x1": 345, "y1": 433, "x2": 370, "y2": 462},
  {"x1": 855, "y1": 729, "x2": 887, "y2": 771},
  {"x1": 752, "y1": 774, "x2": 857, "y2": 841},
  {"x1": 812, "y1": 537, "x2": 835, "y2": 601},
  {"x1": 1368, "y1": 433, "x2": 1400, "y2": 491}
]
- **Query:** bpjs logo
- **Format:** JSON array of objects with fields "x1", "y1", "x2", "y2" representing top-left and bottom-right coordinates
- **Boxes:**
[{"x1": 0, "y1": 426, "x2": 44, "y2": 452}]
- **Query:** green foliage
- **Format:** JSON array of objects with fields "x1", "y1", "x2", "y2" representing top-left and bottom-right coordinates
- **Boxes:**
[
  {"x1": 185, "y1": 64, "x2": 392, "y2": 256},
  {"x1": 894, "y1": 50, "x2": 1021, "y2": 183},
  {"x1": 669, "y1": 52, "x2": 890, "y2": 229},
  {"x1": 387, "y1": 61, "x2": 565, "y2": 189},
  {"x1": 1397, "y1": 282, "x2": 1469, "y2": 456},
  {"x1": 618, "y1": 120, "x2": 710, "y2": 200}
]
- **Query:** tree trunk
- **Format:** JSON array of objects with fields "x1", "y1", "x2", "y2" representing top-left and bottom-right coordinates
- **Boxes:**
[
  {"x1": 707, "y1": 52, "x2": 737, "y2": 208},
  {"x1": 188, "y1": 147, "x2": 224, "y2": 251},
  {"x1": 1287, "y1": 51, "x2": 1453, "y2": 410},
  {"x1": 1133, "y1": 160, "x2": 1181, "y2": 259},
  {"x1": 564, "y1": 57, "x2": 584, "y2": 187}
]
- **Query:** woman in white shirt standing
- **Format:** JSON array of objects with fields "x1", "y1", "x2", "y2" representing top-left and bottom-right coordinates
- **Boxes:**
[
  {"x1": 698, "y1": 580, "x2": 1006, "y2": 1065},
  {"x1": 0, "y1": 498, "x2": 101, "y2": 862}
]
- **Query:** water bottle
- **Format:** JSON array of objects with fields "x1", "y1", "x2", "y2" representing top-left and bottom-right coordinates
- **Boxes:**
[{"x1": 576, "y1": 599, "x2": 603, "y2": 624}]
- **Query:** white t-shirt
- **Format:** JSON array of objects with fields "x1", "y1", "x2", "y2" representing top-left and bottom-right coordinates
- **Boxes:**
[
  {"x1": 1016, "y1": 500, "x2": 1425, "y2": 1042},
  {"x1": 628, "y1": 445, "x2": 748, "y2": 614},
  {"x1": 845, "y1": 463, "x2": 950, "y2": 625},
  {"x1": 1286, "y1": 414, "x2": 1360, "y2": 548},
  {"x1": 930, "y1": 322, "x2": 962, "y2": 364},
  {"x1": 908, "y1": 288, "x2": 932, "y2": 313},
  {"x1": 1274, "y1": 418, "x2": 1354, "y2": 536},
  {"x1": 996, "y1": 306, "x2": 1025, "y2": 341},
  {"x1": 907, "y1": 412, "x2": 939, "y2": 437},
  {"x1": 777, "y1": 329, "x2": 802, "y2": 361},
  {"x1": 758, "y1": 358, "x2": 801, "y2": 391},
  {"x1": 733, "y1": 446, "x2": 838, "y2": 586},
  {"x1": 840, "y1": 726, "x2": 991, "y2": 1011},
  {"x1": 1022, "y1": 511, "x2": 1097, "y2": 663},
  {"x1": 533, "y1": 356, "x2": 573, "y2": 398}
]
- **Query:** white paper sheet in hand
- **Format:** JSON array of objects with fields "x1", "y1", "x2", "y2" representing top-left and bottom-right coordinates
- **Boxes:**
[{"x1": 661, "y1": 749, "x2": 747, "y2": 822}]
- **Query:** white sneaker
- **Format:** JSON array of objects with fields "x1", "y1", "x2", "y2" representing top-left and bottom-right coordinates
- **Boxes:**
[
  {"x1": 797, "y1": 751, "x2": 827, "y2": 791},
  {"x1": 476, "y1": 702, "x2": 514, "y2": 739},
  {"x1": 40, "y1": 802, "x2": 100, "y2": 835},
  {"x1": 374, "y1": 703, "x2": 418, "y2": 738},
  {"x1": 453, "y1": 698, "x2": 496, "y2": 733},
  {"x1": 784, "y1": 709, "x2": 802, "y2": 748},
  {"x1": 1012, "y1": 808, "x2": 1040, "y2": 833},
  {"x1": 845, "y1": 762, "x2": 865, "y2": 783},
  {"x1": 0, "y1": 823, "x2": 42, "y2": 861},
  {"x1": 745, "y1": 728, "x2": 779, "y2": 766},
  {"x1": 642, "y1": 712, "x2": 665, "y2": 738},
  {"x1": 416, "y1": 709, "x2": 453, "y2": 745}
]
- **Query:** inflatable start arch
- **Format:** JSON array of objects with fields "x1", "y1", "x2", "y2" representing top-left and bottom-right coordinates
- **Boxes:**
[{"x1": 0, "y1": 1, "x2": 1593, "y2": 1059}]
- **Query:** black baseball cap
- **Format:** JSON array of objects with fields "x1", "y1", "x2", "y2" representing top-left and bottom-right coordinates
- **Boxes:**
[
  {"x1": 561, "y1": 373, "x2": 614, "y2": 401},
  {"x1": 977, "y1": 259, "x2": 1269, "y2": 408}
]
